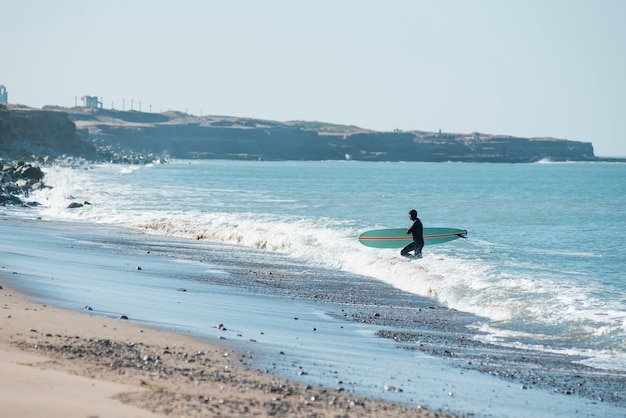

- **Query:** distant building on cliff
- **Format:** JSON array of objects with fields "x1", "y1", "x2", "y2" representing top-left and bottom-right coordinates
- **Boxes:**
[
  {"x1": 82, "y1": 95, "x2": 102, "y2": 108},
  {"x1": 0, "y1": 85, "x2": 7, "y2": 104}
]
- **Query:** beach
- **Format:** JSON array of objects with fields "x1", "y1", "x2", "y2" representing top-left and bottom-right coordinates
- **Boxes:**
[
  {"x1": 1, "y1": 213, "x2": 453, "y2": 418},
  {"x1": 2, "y1": 212, "x2": 625, "y2": 417},
  {"x1": 2, "y1": 284, "x2": 453, "y2": 418}
]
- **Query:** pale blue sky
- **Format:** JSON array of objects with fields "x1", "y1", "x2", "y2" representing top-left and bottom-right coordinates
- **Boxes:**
[{"x1": 3, "y1": 0, "x2": 625, "y2": 156}]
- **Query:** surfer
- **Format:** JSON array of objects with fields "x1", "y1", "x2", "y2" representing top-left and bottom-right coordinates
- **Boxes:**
[{"x1": 401, "y1": 209, "x2": 424, "y2": 258}]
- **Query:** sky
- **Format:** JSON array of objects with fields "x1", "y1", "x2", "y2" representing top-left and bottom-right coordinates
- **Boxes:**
[{"x1": 3, "y1": 1, "x2": 626, "y2": 156}]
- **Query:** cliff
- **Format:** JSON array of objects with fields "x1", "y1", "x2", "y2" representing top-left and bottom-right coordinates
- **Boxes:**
[
  {"x1": 0, "y1": 105, "x2": 606, "y2": 163},
  {"x1": 68, "y1": 107, "x2": 598, "y2": 163},
  {"x1": 0, "y1": 104, "x2": 81, "y2": 159}
]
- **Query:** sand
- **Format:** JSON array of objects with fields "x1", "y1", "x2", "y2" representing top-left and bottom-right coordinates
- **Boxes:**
[
  {"x1": 3, "y1": 217, "x2": 623, "y2": 417},
  {"x1": 0, "y1": 284, "x2": 453, "y2": 418}
]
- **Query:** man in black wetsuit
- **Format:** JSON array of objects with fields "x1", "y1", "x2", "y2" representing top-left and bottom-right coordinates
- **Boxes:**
[{"x1": 401, "y1": 209, "x2": 424, "y2": 258}]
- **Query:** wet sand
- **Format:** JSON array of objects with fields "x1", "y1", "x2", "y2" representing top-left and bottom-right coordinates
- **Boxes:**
[
  {"x1": 2, "y1": 215, "x2": 625, "y2": 417},
  {"x1": 0, "y1": 285, "x2": 451, "y2": 418}
]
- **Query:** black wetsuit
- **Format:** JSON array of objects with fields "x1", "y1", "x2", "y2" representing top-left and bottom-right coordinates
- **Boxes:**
[{"x1": 401, "y1": 218, "x2": 424, "y2": 257}]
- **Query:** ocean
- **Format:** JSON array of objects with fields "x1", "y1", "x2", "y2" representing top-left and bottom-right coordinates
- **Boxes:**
[{"x1": 6, "y1": 159, "x2": 626, "y2": 416}]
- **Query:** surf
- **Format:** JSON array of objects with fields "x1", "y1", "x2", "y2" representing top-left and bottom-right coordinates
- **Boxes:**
[{"x1": 18, "y1": 159, "x2": 626, "y2": 372}]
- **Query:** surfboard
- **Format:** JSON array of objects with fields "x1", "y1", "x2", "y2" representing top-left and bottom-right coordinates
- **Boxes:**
[{"x1": 358, "y1": 227, "x2": 467, "y2": 248}]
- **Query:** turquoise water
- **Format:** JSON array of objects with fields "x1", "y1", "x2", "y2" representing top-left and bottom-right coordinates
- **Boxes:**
[{"x1": 31, "y1": 160, "x2": 626, "y2": 370}]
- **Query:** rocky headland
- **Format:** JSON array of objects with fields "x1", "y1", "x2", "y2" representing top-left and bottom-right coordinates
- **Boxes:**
[{"x1": 1, "y1": 103, "x2": 615, "y2": 164}]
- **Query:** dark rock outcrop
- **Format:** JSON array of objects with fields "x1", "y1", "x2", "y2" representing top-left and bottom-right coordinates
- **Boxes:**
[{"x1": 0, "y1": 159, "x2": 46, "y2": 206}]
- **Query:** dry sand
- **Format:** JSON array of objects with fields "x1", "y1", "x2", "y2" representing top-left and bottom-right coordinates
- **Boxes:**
[{"x1": 0, "y1": 284, "x2": 455, "y2": 418}]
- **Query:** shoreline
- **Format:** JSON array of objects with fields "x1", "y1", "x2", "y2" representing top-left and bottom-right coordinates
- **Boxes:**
[
  {"x1": 2, "y1": 214, "x2": 625, "y2": 417},
  {"x1": 0, "y1": 284, "x2": 447, "y2": 418}
]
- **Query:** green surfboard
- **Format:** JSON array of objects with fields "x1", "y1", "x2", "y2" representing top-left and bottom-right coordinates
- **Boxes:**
[{"x1": 358, "y1": 227, "x2": 467, "y2": 248}]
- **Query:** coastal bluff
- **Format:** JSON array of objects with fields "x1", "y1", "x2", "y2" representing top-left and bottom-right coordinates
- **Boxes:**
[
  {"x1": 0, "y1": 105, "x2": 604, "y2": 163},
  {"x1": 0, "y1": 105, "x2": 79, "y2": 158},
  {"x1": 69, "y1": 108, "x2": 598, "y2": 163}
]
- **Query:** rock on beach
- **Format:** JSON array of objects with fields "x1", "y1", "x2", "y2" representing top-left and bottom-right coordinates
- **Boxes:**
[{"x1": 0, "y1": 159, "x2": 46, "y2": 206}]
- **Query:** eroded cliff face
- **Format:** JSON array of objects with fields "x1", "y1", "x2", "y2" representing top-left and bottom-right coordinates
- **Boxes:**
[
  {"x1": 0, "y1": 105, "x2": 78, "y2": 158},
  {"x1": 69, "y1": 108, "x2": 598, "y2": 163},
  {"x1": 337, "y1": 131, "x2": 596, "y2": 162},
  {"x1": 0, "y1": 105, "x2": 600, "y2": 163}
]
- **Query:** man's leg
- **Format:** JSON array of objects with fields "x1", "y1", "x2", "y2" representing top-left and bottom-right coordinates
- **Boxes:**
[{"x1": 401, "y1": 242, "x2": 415, "y2": 257}]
